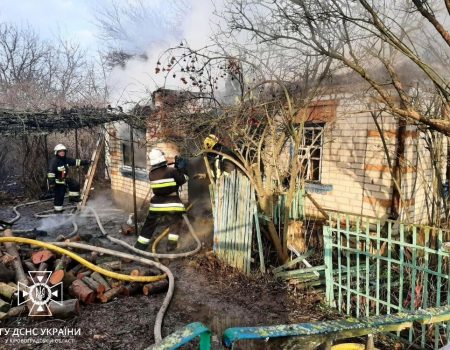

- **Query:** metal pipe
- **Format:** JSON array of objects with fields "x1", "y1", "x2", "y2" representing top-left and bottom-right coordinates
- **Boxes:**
[{"x1": 129, "y1": 125, "x2": 138, "y2": 235}]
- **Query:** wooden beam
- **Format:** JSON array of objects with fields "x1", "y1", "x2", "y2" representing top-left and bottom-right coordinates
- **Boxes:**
[{"x1": 80, "y1": 136, "x2": 104, "y2": 207}]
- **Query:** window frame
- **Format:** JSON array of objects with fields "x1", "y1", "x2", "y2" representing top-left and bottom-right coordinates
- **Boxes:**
[{"x1": 298, "y1": 122, "x2": 325, "y2": 183}]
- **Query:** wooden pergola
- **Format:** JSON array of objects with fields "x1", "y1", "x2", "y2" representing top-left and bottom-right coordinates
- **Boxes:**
[{"x1": 0, "y1": 107, "x2": 141, "y2": 136}]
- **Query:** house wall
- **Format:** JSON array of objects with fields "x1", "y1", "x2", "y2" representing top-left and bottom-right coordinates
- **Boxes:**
[
  {"x1": 106, "y1": 123, "x2": 150, "y2": 214},
  {"x1": 107, "y1": 89, "x2": 190, "y2": 213},
  {"x1": 303, "y1": 94, "x2": 431, "y2": 222}
]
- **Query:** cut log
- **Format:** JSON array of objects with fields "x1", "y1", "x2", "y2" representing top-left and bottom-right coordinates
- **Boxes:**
[
  {"x1": 7, "y1": 305, "x2": 26, "y2": 317},
  {"x1": 47, "y1": 299, "x2": 80, "y2": 318},
  {"x1": 91, "y1": 272, "x2": 111, "y2": 291},
  {"x1": 143, "y1": 280, "x2": 169, "y2": 296},
  {"x1": 82, "y1": 277, "x2": 106, "y2": 294},
  {"x1": 54, "y1": 255, "x2": 71, "y2": 271},
  {"x1": 98, "y1": 286, "x2": 123, "y2": 303},
  {"x1": 23, "y1": 260, "x2": 36, "y2": 272},
  {"x1": 2, "y1": 229, "x2": 28, "y2": 285},
  {"x1": 69, "y1": 280, "x2": 96, "y2": 304},
  {"x1": 0, "y1": 264, "x2": 15, "y2": 282},
  {"x1": 49, "y1": 270, "x2": 65, "y2": 285},
  {"x1": 31, "y1": 250, "x2": 55, "y2": 265},
  {"x1": 0, "y1": 298, "x2": 10, "y2": 312},
  {"x1": 106, "y1": 278, "x2": 122, "y2": 288},
  {"x1": 62, "y1": 272, "x2": 77, "y2": 287},
  {"x1": 0, "y1": 282, "x2": 16, "y2": 299},
  {"x1": 69, "y1": 264, "x2": 83, "y2": 275},
  {"x1": 121, "y1": 283, "x2": 142, "y2": 296},
  {"x1": 76, "y1": 270, "x2": 92, "y2": 280},
  {"x1": 38, "y1": 262, "x2": 48, "y2": 271},
  {"x1": 130, "y1": 267, "x2": 158, "y2": 277},
  {"x1": 0, "y1": 311, "x2": 7, "y2": 320},
  {"x1": 99, "y1": 260, "x2": 122, "y2": 271},
  {"x1": 80, "y1": 252, "x2": 98, "y2": 264}
]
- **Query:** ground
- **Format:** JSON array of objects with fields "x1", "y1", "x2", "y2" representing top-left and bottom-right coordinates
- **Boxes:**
[{"x1": 0, "y1": 189, "x2": 343, "y2": 350}]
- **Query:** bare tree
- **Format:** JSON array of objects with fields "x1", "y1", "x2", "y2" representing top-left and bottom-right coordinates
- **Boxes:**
[
  {"x1": 221, "y1": 0, "x2": 450, "y2": 135},
  {"x1": 156, "y1": 35, "x2": 333, "y2": 261},
  {"x1": 0, "y1": 23, "x2": 107, "y2": 109},
  {"x1": 92, "y1": 0, "x2": 187, "y2": 68}
]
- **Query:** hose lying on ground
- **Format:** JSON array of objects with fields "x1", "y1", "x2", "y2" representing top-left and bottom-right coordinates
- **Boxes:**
[
  {"x1": 3, "y1": 199, "x2": 204, "y2": 344},
  {"x1": 0, "y1": 237, "x2": 173, "y2": 343},
  {"x1": 83, "y1": 206, "x2": 202, "y2": 259}
]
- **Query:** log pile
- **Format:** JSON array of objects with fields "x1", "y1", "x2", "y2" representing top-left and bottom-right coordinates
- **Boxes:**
[{"x1": 0, "y1": 229, "x2": 168, "y2": 320}]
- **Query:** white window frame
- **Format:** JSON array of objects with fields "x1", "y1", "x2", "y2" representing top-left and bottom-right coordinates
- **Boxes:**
[{"x1": 298, "y1": 123, "x2": 325, "y2": 183}]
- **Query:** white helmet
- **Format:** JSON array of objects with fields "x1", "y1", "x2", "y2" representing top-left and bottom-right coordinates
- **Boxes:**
[
  {"x1": 149, "y1": 148, "x2": 166, "y2": 167},
  {"x1": 54, "y1": 144, "x2": 67, "y2": 155}
]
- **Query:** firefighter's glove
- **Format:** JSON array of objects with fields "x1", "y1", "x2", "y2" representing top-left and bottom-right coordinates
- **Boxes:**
[{"x1": 174, "y1": 156, "x2": 188, "y2": 172}]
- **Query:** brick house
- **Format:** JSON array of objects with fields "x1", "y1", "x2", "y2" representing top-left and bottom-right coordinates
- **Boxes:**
[
  {"x1": 105, "y1": 87, "x2": 446, "y2": 224},
  {"x1": 106, "y1": 89, "x2": 196, "y2": 213},
  {"x1": 299, "y1": 92, "x2": 447, "y2": 224}
]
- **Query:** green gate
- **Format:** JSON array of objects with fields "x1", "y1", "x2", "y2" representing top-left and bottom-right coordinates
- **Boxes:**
[{"x1": 324, "y1": 212, "x2": 450, "y2": 349}]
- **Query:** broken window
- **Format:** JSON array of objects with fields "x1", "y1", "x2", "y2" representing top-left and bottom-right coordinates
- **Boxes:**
[
  {"x1": 299, "y1": 123, "x2": 324, "y2": 182},
  {"x1": 122, "y1": 140, "x2": 147, "y2": 169},
  {"x1": 116, "y1": 123, "x2": 147, "y2": 169}
]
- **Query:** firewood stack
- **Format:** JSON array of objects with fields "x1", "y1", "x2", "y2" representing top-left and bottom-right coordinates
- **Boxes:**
[{"x1": 0, "y1": 230, "x2": 168, "y2": 320}]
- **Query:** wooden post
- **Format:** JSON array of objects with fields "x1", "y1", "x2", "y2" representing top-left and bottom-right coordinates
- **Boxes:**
[
  {"x1": 80, "y1": 136, "x2": 104, "y2": 207},
  {"x1": 129, "y1": 125, "x2": 139, "y2": 235}
]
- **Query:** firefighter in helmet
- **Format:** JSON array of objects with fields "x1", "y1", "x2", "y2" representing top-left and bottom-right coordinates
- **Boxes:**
[
  {"x1": 134, "y1": 148, "x2": 187, "y2": 251},
  {"x1": 47, "y1": 144, "x2": 91, "y2": 212},
  {"x1": 203, "y1": 134, "x2": 236, "y2": 179}
]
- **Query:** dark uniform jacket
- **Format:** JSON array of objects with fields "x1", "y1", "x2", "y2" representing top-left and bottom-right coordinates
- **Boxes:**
[
  {"x1": 47, "y1": 156, "x2": 89, "y2": 185},
  {"x1": 207, "y1": 143, "x2": 237, "y2": 178},
  {"x1": 149, "y1": 165, "x2": 186, "y2": 212}
]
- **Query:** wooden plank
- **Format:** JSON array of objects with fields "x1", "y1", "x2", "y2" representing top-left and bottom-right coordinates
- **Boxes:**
[{"x1": 80, "y1": 136, "x2": 104, "y2": 207}]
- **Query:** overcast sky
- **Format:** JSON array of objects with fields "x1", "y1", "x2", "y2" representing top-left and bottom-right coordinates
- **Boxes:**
[
  {"x1": 0, "y1": 0, "x2": 221, "y2": 104},
  {"x1": 0, "y1": 0, "x2": 97, "y2": 49}
]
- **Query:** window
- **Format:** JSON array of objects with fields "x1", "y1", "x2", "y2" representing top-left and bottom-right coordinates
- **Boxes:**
[
  {"x1": 299, "y1": 123, "x2": 324, "y2": 182},
  {"x1": 118, "y1": 124, "x2": 147, "y2": 169},
  {"x1": 122, "y1": 140, "x2": 147, "y2": 169}
]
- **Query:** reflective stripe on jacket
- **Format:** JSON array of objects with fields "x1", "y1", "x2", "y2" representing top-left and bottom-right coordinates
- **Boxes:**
[
  {"x1": 149, "y1": 165, "x2": 186, "y2": 213},
  {"x1": 48, "y1": 156, "x2": 88, "y2": 185}
]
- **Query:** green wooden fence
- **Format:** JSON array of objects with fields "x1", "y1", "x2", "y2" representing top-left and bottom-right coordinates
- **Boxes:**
[
  {"x1": 273, "y1": 187, "x2": 305, "y2": 226},
  {"x1": 212, "y1": 171, "x2": 265, "y2": 274},
  {"x1": 324, "y1": 211, "x2": 450, "y2": 349}
]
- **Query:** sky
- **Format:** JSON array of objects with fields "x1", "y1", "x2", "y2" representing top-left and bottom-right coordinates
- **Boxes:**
[
  {"x1": 0, "y1": 0, "x2": 221, "y2": 105},
  {"x1": 0, "y1": 0, "x2": 97, "y2": 50}
]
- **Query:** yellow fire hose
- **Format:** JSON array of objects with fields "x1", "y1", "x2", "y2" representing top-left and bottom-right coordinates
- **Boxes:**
[{"x1": 0, "y1": 237, "x2": 166, "y2": 283}]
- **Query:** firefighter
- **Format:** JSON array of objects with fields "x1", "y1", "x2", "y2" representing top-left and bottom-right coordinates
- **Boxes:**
[
  {"x1": 47, "y1": 144, "x2": 90, "y2": 212},
  {"x1": 134, "y1": 148, "x2": 187, "y2": 251},
  {"x1": 203, "y1": 134, "x2": 237, "y2": 179}
]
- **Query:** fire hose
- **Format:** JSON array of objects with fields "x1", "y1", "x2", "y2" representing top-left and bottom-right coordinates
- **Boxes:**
[{"x1": 2, "y1": 200, "x2": 203, "y2": 344}]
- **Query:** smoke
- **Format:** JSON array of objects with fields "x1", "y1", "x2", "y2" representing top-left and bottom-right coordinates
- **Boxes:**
[
  {"x1": 106, "y1": 0, "x2": 221, "y2": 106},
  {"x1": 37, "y1": 194, "x2": 121, "y2": 232},
  {"x1": 37, "y1": 215, "x2": 73, "y2": 232}
]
